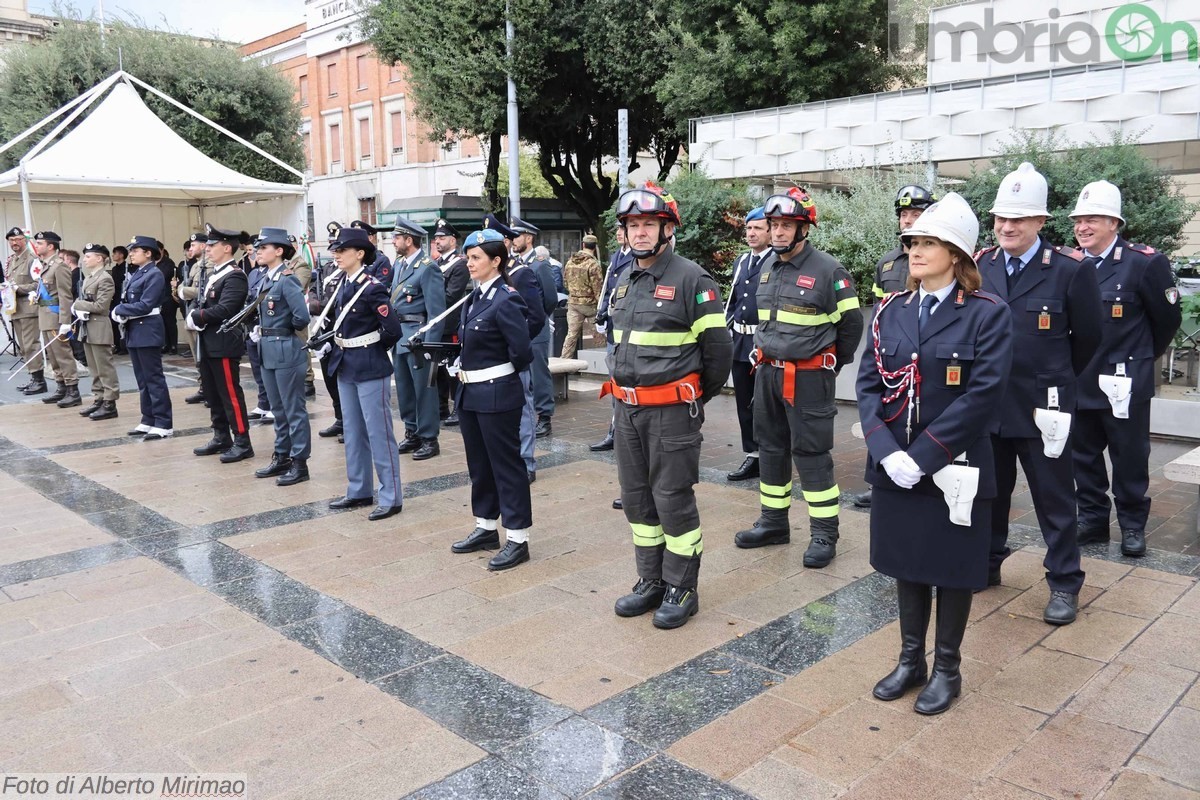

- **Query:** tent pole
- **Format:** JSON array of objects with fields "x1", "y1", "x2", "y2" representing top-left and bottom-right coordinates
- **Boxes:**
[
  {"x1": 20, "y1": 169, "x2": 32, "y2": 232},
  {"x1": 123, "y1": 73, "x2": 304, "y2": 180},
  {"x1": 0, "y1": 71, "x2": 122, "y2": 158},
  {"x1": 21, "y1": 74, "x2": 119, "y2": 165}
]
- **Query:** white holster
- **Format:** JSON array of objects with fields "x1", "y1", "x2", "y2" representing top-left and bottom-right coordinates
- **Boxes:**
[
  {"x1": 932, "y1": 458, "x2": 979, "y2": 527},
  {"x1": 1099, "y1": 369, "x2": 1132, "y2": 419},
  {"x1": 1033, "y1": 388, "x2": 1071, "y2": 459}
]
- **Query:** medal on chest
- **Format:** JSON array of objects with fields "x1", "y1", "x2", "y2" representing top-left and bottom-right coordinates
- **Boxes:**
[
  {"x1": 267, "y1": 299, "x2": 276, "y2": 316},
  {"x1": 1112, "y1": 300, "x2": 1123, "y2": 319},
  {"x1": 946, "y1": 364, "x2": 962, "y2": 386},
  {"x1": 1038, "y1": 311, "x2": 1050, "y2": 330}
]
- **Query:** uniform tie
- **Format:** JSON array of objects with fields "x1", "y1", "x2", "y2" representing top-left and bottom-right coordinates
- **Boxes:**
[
  {"x1": 918, "y1": 293, "x2": 938, "y2": 332},
  {"x1": 1006, "y1": 256, "x2": 1024, "y2": 292}
]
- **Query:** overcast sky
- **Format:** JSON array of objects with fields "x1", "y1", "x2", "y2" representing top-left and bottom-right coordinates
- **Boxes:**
[{"x1": 30, "y1": 0, "x2": 304, "y2": 43}]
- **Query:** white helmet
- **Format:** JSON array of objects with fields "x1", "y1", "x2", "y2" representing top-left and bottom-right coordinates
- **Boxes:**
[
  {"x1": 989, "y1": 161, "x2": 1051, "y2": 218},
  {"x1": 901, "y1": 192, "x2": 979, "y2": 258},
  {"x1": 1069, "y1": 180, "x2": 1124, "y2": 223}
]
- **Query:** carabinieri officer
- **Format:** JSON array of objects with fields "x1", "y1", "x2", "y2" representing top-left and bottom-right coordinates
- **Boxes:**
[
  {"x1": 448, "y1": 229, "x2": 535, "y2": 571},
  {"x1": 725, "y1": 206, "x2": 770, "y2": 483},
  {"x1": 390, "y1": 216, "x2": 446, "y2": 461},
  {"x1": 251, "y1": 228, "x2": 312, "y2": 487},
  {"x1": 857, "y1": 193, "x2": 1012, "y2": 716},
  {"x1": 325, "y1": 226, "x2": 405, "y2": 521}
]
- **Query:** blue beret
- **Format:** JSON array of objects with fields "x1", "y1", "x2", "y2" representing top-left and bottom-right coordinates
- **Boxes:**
[{"x1": 746, "y1": 206, "x2": 765, "y2": 222}]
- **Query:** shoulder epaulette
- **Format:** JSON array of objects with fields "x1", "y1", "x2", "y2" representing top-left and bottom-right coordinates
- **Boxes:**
[
  {"x1": 1054, "y1": 245, "x2": 1085, "y2": 262},
  {"x1": 502, "y1": 284, "x2": 516, "y2": 293},
  {"x1": 1129, "y1": 243, "x2": 1157, "y2": 255},
  {"x1": 282, "y1": 268, "x2": 294, "y2": 276},
  {"x1": 974, "y1": 245, "x2": 999, "y2": 261},
  {"x1": 971, "y1": 290, "x2": 1001, "y2": 304}
]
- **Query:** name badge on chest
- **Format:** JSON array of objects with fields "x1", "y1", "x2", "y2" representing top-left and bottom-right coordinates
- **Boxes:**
[
  {"x1": 946, "y1": 363, "x2": 962, "y2": 386},
  {"x1": 1038, "y1": 311, "x2": 1050, "y2": 330},
  {"x1": 267, "y1": 299, "x2": 276, "y2": 316},
  {"x1": 1112, "y1": 301, "x2": 1123, "y2": 319}
]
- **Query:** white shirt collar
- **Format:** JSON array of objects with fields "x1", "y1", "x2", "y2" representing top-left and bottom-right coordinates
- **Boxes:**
[
  {"x1": 917, "y1": 281, "x2": 957, "y2": 313},
  {"x1": 478, "y1": 275, "x2": 502, "y2": 295},
  {"x1": 1084, "y1": 238, "x2": 1118, "y2": 261}
]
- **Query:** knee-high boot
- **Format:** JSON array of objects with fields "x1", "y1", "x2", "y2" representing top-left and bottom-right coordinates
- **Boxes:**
[
  {"x1": 873, "y1": 580, "x2": 932, "y2": 700},
  {"x1": 914, "y1": 587, "x2": 973, "y2": 715}
]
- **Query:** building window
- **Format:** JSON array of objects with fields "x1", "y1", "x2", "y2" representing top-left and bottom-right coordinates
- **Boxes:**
[
  {"x1": 356, "y1": 55, "x2": 370, "y2": 90},
  {"x1": 389, "y1": 64, "x2": 402, "y2": 83},
  {"x1": 326, "y1": 63, "x2": 338, "y2": 96},
  {"x1": 329, "y1": 123, "x2": 342, "y2": 166},
  {"x1": 389, "y1": 110, "x2": 405, "y2": 160},
  {"x1": 358, "y1": 117, "x2": 372, "y2": 165},
  {"x1": 441, "y1": 139, "x2": 461, "y2": 161},
  {"x1": 306, "y1": 205, "x2": 315, "y2": 241},
  {"x1": 302, "y1": 131, "x2": 311, "y2": 171},
  {"x1": 359, "y1": 197, "x2": 377, "y2": 224},
  {"x1": 298, "y1": 75, "x2": 308, "y2": 106}
]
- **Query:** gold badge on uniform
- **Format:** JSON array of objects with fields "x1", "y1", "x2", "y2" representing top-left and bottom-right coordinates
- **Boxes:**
[
  {"x1": 1112, "y1": 303, "x2": 1123, "y2": 318},
  {"x1": 881, "y1": 260, "x2": 894, "y2": 273},
  {"x1": 615, "y1": 285, "x2": 628, "y2": 299},
  {"x1": 760, "y1": 271, "x2": 770, "y2": 283},
  {"x1": 1038, "y1": 312, "x2": 1050, "y2": 330},
  {"x1": 946, "y1": 365, "x2": 962, "y2": 386}
]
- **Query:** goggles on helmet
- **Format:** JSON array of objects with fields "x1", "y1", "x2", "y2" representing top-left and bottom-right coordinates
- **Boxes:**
[
  {"x1": 616, "y1": 182, "x2": 680, "y2": 226},
  {"x1": 764, "y1": 188, "x2": 817, "y2": 224}
]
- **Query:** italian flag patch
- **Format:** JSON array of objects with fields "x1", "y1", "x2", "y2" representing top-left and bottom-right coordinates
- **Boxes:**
[
  {"x1": 696, "y1": 288, "x2": 718, "y2": 303},
  {"x1": 834, "y1": 278, "x2": 851, "y2": 291}
]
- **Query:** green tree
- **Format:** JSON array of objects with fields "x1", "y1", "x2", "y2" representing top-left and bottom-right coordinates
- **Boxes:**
[
  {"x1": 359, "y1": 0, "x2": 683, "y2": 230},
  {"x1": 653, "y1": 0, "x2": 919, "y2": 133},
  {"x1": 496, "y1": 152, "x2": 558, "y2": 203},
  {"x1": 960, "y1": 130, "x2": 1199, "y2": 255},
  {"x1": 0, "y1": 16, "x2": 303, "y2": 183}
]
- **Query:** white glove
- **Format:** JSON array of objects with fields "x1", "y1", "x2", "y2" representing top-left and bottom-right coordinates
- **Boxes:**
[
  {"x1": 57, "y1": 323, "x2": 71, "y2": 336},
  {"x1": 110, "y1": 309, "x2": 128, "y2": 324},
  {"x1": 249, "y1": 325, "x2": 261, "y2": 344},
  {"x1": 595, "y1": 320, "x2": 608, "y2": 336},
  {"x1": 72, "y1": 303, "x2": 91, "y2": 321},
  {"x1": 881, "y1": 451, "x2": 924, "y2": 489},
  {"x1": 317, "y1": 342, "x2": 331, "y2": 357}
]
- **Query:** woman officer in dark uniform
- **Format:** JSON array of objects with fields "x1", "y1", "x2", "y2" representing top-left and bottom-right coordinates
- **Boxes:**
[
  {"x1": 856, "y1": 193, "x2": 1012, "y2": 716},
  {"x1": 448, "y1": 229, "x2": 535, "y2": 571}
]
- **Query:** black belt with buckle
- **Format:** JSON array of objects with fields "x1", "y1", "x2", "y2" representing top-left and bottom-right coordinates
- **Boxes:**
[
  {"x1": 396, "y1": 314, "x2": 425, "y2": 324},
  {"x1": 260, "y1": 327, "x2": 295, "y2": 336}
]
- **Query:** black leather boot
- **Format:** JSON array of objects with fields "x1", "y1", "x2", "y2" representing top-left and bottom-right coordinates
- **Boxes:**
[
  {"x1": 318, "y1": 420, "x2": 343, "y2": 438},
  {"x1": 219, "y1": 434, "x2": 255, "y2": 463},
  {"x1": 184, "y1": 390, "x2": 206, "y2": 404},
  {"x1": 89, "y1": 400, "x2": 118, "y2": 420},
  {"x1": 727, "y1": 456, "x2": 760, "y2": 482},
  {"x1": 735, "y1": 509, "x2": 790, "y2": 549},
  {"x1": 914, "y1": 587, "x2": 972, "y2": 715},
  {"x1": 803, "y1": 535, "x2": 838, "y2": 568},
  {"x1": 42, "y1": 381, "x2": 66, "y2": 404},
  {"x1": 304, "y1": 381, "x2": 316, "y2": 398},
  {"x1": 80, "y1": 398, "x2": 104, "y2": 416},
  {"x1": 277, "y1": 457, "x2": 309, "y2": 486},
  {"x1": 56, "y1": 385, "x2": 82, "y2": 408},
  {"x1": 255, "y1": 453, "x2": 292, "y2": 478},
  {"x1": 1076, "y1": 523, "x2": 1110, "y2": 545},
  {"x1": 451, "y1": 527, "x2": 500, "y2": 553},
  {"x1": 397, "y1": 431, "x2": 421, "y2": 454},
  {"x1": 21, "y1": 370, "x2": 47, "y2": 395},
  {"x1": 1121, "y1": 528, "x2": 1146, "y2": 557},
  {"x1": 653, "y1": 585, "x2": 699, "y2": 629},
  {"x1": 590, "y1": 430, "x2": 614, "y2": 451},
  {"x1": 614, "y1": 578, "x2": 667, "y2": 617},
  {"x1": 193, "y1": 433, "x2": 233, "y2": 456},
  {"x1": 412, "y1": 438, "x2": 440, "y2": 461},
  {"x1": 873, "y1": 581, "x2": 932, "y2": 701}
]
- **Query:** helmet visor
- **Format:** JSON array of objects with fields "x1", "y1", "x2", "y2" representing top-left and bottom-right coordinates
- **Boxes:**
[
  {"x1": 617, "y1": 190, "x2": 667, "y2": 217},
  {"x1": 765, "y1": 194, "x2": 805, "y2": 218}
]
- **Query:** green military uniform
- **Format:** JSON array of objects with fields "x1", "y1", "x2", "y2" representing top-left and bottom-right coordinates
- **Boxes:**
[
  {"x1": 37, "y1": 251, "x2": 78, "y2": 390},
  {"x1": 561, "y1": 249, "x2": 603, "y2": 358},
  {"x1": 178, "y1": 255, "x2": 208, "y2": 365},
  {"x1": 288, "y1": 250, "x2": 315, "y2": 388},
  {"x1": 73, "y1": 259, "x2": 119, "y2": 413},
  {"x1": 7, "y1": 245, "x2": 44, "y2": 383}
]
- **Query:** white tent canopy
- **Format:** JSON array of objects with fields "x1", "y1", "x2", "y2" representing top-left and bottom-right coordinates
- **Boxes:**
[{"x1": 0, "y1": 71, "x2": 306, "y2": 249}]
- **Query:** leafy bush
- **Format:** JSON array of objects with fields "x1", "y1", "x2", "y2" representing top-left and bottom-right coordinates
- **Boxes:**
[{"x1": 959, "y1": 130, "x2": 1199, "y2": 255}]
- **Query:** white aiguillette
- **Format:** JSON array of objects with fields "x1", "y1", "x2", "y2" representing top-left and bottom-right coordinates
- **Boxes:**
[
  {"x1": 932, "y1": 456, "x2": 979, "y2": 527},
  {"x1": 1034, "y1": 386, "x2": 1071, "y2": 458}
]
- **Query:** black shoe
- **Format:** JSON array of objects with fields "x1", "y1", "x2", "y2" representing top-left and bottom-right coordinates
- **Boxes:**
[
  {"x1": 727, "y1": 456, "x2": 760, "y2": 482},
  {"x1": 614, "y1": 578, "x2": 666, "y2": 617},
  {"x1": 443, "y1": 410, "x2": 459, "y2": 427},
  {"x1": 55, "y1": 385, "x2": 82, "y2": 408},
  {"x1": 653, "y1": 585, "x2": 699, "y2": 629},
  {"x1": 873, "y1": 581, "x2": 932, "y2": 701},
  {"x1": 337, "y1": 434, "x2": 344, "y2": 444},
  {"x1": 451, "y1": 527, "x2": 501, "y2": 553},
  {"x1": 318, "y1": 420, "x2": 343, "y2": 438},
  {"x1": 80, "y1": 399, "x2": 104, "y2": 417},
  {"x1": 329, "y1": 495, "x2": 373, "y2": 510},
  {"x1": 304, "y1": 381, "x2": 316, "y2": 399},
  {"x1": 528, "y1": 470, "x2": 536, "y2": 484},
  {"x1": 852, "y1": 491, "x2": 872, "y2": 509},
  {"x1": 1121, "y1": 528, "x2": 1146, "y2": 557},
  {"x1": 218, "y1": 435, "x2": 254, "y2": 463},
  {"x1": 368, "y1": 504, "x2": 403, "y2": 521},
  {"x1": 89, "y1": 400, "x2": 118, "y2": 421},
  {"x1": 397, "y1": 432, "x2": 421, "y2": 454},
  {"x1": 804, "y1": 536, "x2": 837, "y2": 568},
  {"x1": 534, "y1": 417, "x2": 552, "y2": 438},
  {"x1": 193, "y1": 435, "x2": 233, "y2": 456},
  {"x1": 277, "y1": 458, "x2": 309, "y2": 486},
  {"x1": 734, "y1": 521, "x2": 790, "y2": 549},
  {"x1": 184, "y1": 391, "x2": 206, "y2": 405},
  {"x1": 913, "y1": 588, "x2": 972, "y2": 716},
  {"x1": 42, "y1": 382, "x2": 66, "y2": 403},
  {"x1": 21, "y1": 372, "x2": 47, "y2": 395},
  {"x1": 255, "y1": 453, "x2": 292, "y2": 478},
  {"x1": 1043, "y1": 591, "x2": 1078, "y2": 625},
  {"x1": 127, "y1": 425, "x2": 149, "y2": 437},
  {"x1": 488, "y1": 540, "x2": 529, "y2": 571},
  {"x1": 612, "y1": 498, "x2": 623, "y2": 510},
  {"x1": 412, "y1": 439, "x2": 440, "y2": 461},
  {"x1": 590, "y1": 432, "x2": 614, "y2": 452},
  {"x1": 1076, "y1": 524, "x2": 1109, "y2": 545}
]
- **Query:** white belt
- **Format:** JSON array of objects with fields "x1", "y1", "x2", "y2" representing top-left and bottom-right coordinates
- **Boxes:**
[
  {"x1": 334, "y1": 331, "x2": 381, "y2": 348},
  {"x1": 732, "y1": 321, "x2": 756, "y2": 335},
  {"x1": 459, "y1": 363, "x2": 516, "y2": 383},
  {"x1": 129, "y1": 307, "x2": 162, "y2": 319}
]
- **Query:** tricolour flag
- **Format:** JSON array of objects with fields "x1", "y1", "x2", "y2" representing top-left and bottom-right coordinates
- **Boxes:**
[
  {"x1": 834, "y1": 278, "x2": 851, "y2": 291},
  {"x1": 696, "y1": 288, "x2": 718, "y2": 303}
]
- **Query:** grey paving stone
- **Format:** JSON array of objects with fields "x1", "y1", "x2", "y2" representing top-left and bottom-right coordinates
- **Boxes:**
[
  {"x1": 377, "y1": 655, "x2": 571, "y2": 754},
  {"x1": 153, "y1": 541, "x2": 264, "y2": 587},
  {"x1": 209, "y1": 567, "x2": 348, "y2": 627},
  {"x1": 1079, "y1": 540, "x2": 1200, "y2": 576},
  {"x1": 584, "y1": 651, "x2": 779, "y2": 750},
  {"x1": 502, "y1": 716, "x2": 653, "y2": 798},
  {"x1": 282, "y1": 607, "x2": 443, "y2": 682},
  {"x1": 39, "y1": 426, "x2": 211, "y2": 454},
  {"x1": 584, "y1": 756, "x2": 755, "y2": 799},
  {"x1": 407, "y1": 756, "x2": 567, "y2": 799},
  {"x1": 0, "y1": 541, "x2": 137, "y2": 586}
]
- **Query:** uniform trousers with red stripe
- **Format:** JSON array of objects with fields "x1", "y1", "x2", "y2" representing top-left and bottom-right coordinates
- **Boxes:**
[{"x1": 199, "y1": 356, "x2": 249, "y2": 438}]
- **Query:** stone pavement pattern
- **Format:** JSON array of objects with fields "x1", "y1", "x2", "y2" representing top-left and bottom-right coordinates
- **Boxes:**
[{"x1": 0, "y1": 361, "x2": 1198, "y2": 798}]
